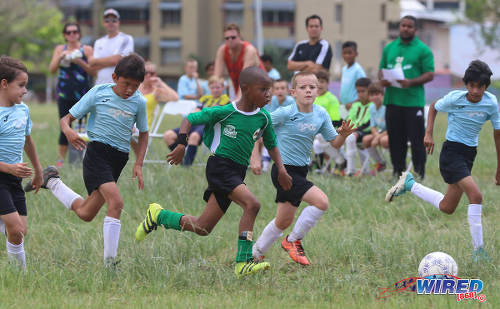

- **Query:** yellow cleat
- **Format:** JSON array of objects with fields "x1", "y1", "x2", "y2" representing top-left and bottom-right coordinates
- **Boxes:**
[
  {"x1": 234, "y1": 259, "x2": 270, "y2": 278},
  {"x1": 135, "y1": 203, "x2": 163, "y2": 242}
]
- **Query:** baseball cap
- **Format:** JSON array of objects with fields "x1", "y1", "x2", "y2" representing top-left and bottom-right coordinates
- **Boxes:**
[{"x1": 103, "y1": 8, "x2": 120, "y2": 19}]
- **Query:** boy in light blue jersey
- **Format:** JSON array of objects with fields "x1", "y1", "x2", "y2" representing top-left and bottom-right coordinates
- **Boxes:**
[
  {"x1": 362, "y1": 83, "x2": 388, "y2": 174},
  {"x1": 0, "y1": 56, "x2": 43, "y2": 270},
  {"x1": 251, "y1": 72, "x2": 355, "y2": 266},
  {"x1": 339, "y1": 41, "x2": 366, "y2": 110},
  {"x1": 386, "y1": 60, "x2": 500, "y2": 262},
  {"x1": 177, "y1": 58, "x2": 203, "y2": 100},
  {"x1": 27, "y1": 54, "x2": 149, "y2": 266}
]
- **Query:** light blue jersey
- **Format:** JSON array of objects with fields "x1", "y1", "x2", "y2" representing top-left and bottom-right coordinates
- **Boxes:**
[
  {"x1": 265, "y1": 95, "x2": 295, "y2": 113},
  {"x1": 0, "y1": 103, "x2": 32, "y2": 164},
  {"x1": 272, "y1": 104, "x2": 338, "y2": 166},
  {"x1": 267, "y1": 68, "x2": 281, "y2": 80},
  {"x1": 69, "y1": 84, "x2": 148, "y2": 153},
  {"x1": 177, "y1": 75, "x2": 199, "y2": 99},
  {"x1": 435, "y1": 90, "x2": 500, "y2": 147},
  {"x1": 369, "y1": 104, "x2": 386, "y2": 131},
  {"x1": 340, "y1": 62, "x2": 366, "y2": 104}
]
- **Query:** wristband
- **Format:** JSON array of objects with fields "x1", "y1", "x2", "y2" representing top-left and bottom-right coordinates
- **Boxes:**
[{"x1": 177, "y1": 133, "x2": 188, "y2": 146}]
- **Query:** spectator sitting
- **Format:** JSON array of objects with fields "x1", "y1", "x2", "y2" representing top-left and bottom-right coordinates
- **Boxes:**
[
  {"x1": 131, "y1": 61, "x2": 178, "y2": 156},
  {"x1": 177, "y1": 58, "x2": 203, "y2": 100},
  {"x1": 261, "y1": 54, "x2": 281, "y2": 80},
  {"x1": 163, "y1": 77, "x2": 228, "y2": 166},
  {"x1": 363, "y1": 83, "x2": 388, "y2": 174}
]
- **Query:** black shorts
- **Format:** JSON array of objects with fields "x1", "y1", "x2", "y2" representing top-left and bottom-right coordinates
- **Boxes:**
[
  {"x1": 355, "y1": 130, "x2": 369, "y2": 143},
  {"x1": 439, "y1": 140, "x2": 477, "y2": 184},
  {"x1": 83, "y1": 142, "x2": 129, "y2": 195},
  {"x1": 203, "y1": 155, "x2": 247, "y2": 213},
  {"x1": 0, "y1": 172, "x2": 27, "y2": 216},
  {"x1": 173, "y1": 125, "x2": 205, "y2": 145},
  {"x1": 271, "y1": 164, "x2": 314, "y2": 207}
]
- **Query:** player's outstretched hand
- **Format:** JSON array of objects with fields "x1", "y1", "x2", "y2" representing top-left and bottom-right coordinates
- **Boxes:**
[
  {"x1": 9, "y1": 162, "x2": 32, "y2": 178},
  {"x1": 337, "y1": 120, "x2": 356, "y2": 137},
  {"x1": 277, "y1": 168, "x2": 292, "y2": 191},
  {"x1": 31, "y1": 168, "x2": 43, "y2": 193},
  {"x1": 424, "y1": 133, "x2": 434, "y2": 155},
  {"x1": 66, "y1": 130, "x2": 87, "y2": 151},
  {"x1": 166, "y1": 145, "x2": 186, "y2": 165},
  {"x1": 132, "y1": 164, "x2": 144, "y2": 190}
]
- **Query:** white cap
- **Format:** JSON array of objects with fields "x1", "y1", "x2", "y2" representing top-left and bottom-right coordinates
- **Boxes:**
[{"x1": 103, "y1": 8, "x2": 120, "y2": 19}]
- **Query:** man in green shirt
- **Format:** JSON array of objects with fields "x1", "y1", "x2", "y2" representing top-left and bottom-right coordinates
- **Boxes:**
[
  {"x1": 135, "y1": 67, "x2": 292, "y2": 278},
  {"x1": 378, "y1": 15, "x2": 434, "y2": 179}
]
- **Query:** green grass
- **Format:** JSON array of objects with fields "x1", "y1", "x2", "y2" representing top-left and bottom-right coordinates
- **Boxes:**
[{"x1": 0, "y1": 103, "x2": 498, "y2": 308}]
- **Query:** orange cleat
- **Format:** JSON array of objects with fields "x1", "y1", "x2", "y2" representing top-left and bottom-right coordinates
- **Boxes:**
[{"x1": 281, "y1": 236, "x2": 310, "y2": 266}]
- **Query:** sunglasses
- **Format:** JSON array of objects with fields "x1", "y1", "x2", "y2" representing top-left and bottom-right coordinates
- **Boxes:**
[
  {"x1": 104, "y1": 18, "x2": 119, "y2": 23},
  {"x1": 65, "y1": 30, "x2": 79, "y2": 35},
  {"x1": 224, "y1": 35, "x2": 237, "y2": 41},
  {"x1": 145, "y1": 71, "x2": 156, "y2": 76}
]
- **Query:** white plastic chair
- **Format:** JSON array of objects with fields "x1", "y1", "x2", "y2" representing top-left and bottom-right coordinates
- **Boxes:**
[{"x1": 144, "y1": 100, "x2": 198, "y2": 164}]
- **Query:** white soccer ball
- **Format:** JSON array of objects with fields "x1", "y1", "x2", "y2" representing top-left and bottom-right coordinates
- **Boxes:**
[{"x1": 418, "y1": 252, "x2": 458, "y2": 277}]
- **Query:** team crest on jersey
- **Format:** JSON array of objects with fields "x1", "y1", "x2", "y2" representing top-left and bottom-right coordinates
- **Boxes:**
[
  {"x1": 13, "y1": 116, "x2": 27, "y2": 129},
  {"x1": 223, "y1": 125, "x2": 237, "y2": 138}
]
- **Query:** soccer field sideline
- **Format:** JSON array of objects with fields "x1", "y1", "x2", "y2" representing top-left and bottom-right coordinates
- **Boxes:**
[{"x1": 0, "y1": 103, "x2": 498, "y2": 308}]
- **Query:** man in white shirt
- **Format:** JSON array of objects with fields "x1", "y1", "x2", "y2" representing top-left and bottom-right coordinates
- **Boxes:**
[{"x1": 90, "y1": 8, "x2": 134, "y2": 85}]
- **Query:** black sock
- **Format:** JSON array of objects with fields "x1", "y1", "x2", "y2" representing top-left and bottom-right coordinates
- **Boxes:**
[
  {"x1": 169, "y1": 142, "x2": 178, "y2": 151},
  {"x1": 183, "y1": 145, "x2": 198, "y2": 165}
]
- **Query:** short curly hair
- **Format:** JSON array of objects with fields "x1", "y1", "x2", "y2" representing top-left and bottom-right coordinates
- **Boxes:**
[
  {"x1": 463, "y1": 60, "x2": 492, "y2": 88},
  {"x1": 0, "y1": 56, "x2": 28, "y2": 83}
]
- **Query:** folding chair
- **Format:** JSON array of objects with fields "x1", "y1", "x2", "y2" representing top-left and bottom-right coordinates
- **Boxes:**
[{"x1": 144, "y1": 100, "x2": 198, "y2": 164}]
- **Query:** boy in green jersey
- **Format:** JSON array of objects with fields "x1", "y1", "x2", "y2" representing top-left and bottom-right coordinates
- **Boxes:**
[
  {"x1": 344, "y1": 77, "x2": 373, "y2": 176},
  {"x1": 135, "y1": 66, "x2": 292, "y2": 277}
]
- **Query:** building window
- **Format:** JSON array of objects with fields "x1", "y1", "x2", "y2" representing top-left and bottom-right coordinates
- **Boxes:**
[
  {"x1": 381, "y1": 3, "x2": 386, "y2": 22},
  {"x1": 160, "y1": 1, "x2": 182, "y2": 26},
  {"x1": 119, "y1": 9, "x2": 149, "y2": 23},
  {"x1": 75, "y1": 9, "x2": 91, "y2": 23},
  {"x1": 135, "y1": 46, "x2": 150, "y2": 60},
  {"x1": 262, "y1": 10, "x2": 294, "y2": 26},
  {"x1": 160, "y1": 39, "x2": 182, "y2": 64},
  {"x1": 223, "y1": 1, "x2": 244, "y2": 25},
  {"x1": 335, "y1": 4, "x2": 342, "y2": 24},
  {"x1": 335, "y1": 41, "x2": 343, "y2": 61}
]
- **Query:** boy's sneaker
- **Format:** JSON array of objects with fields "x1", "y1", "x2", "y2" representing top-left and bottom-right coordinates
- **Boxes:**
[
  {"x1": 370, "y1": 162, "x2": 386, "y2": 175},
  {"x1": 281, "y1": 236, "x2": 310, "y2": 266},
  {"x1": 135, "y1": 203, "x2": 163, "y2": 242},
  {"x1": 472, "y1": 248, "x2": 490, "y2": 263},
  {"x1": 385, "y1": 171, "x2": 415, "y2": 202},
  {"x1": 24, "y1": 166, "x2": 59, "y2": 192},
  {"x1": 234, "y1": 258, "x2": 270, "y2": 278}
]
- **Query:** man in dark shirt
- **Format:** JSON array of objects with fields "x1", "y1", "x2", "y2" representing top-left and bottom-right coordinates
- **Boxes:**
[{"x1": 287, "y1": 15, "x2": 333, "y2": 73}]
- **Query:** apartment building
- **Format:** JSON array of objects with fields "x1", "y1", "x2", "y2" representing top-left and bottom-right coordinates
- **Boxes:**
[{"x1": 59, "y1": 0, "x2": 400, "y2": 79}]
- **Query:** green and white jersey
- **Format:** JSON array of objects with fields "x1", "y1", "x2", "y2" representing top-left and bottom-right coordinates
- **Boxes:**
[{"x1": 187, "y1": 102, "x2": 277, "y2": 166}]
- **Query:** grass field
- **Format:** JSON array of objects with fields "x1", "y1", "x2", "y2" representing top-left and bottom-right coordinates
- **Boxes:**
[{"x1": 0, "y1": 103, "x2": 498, "y2": 308}]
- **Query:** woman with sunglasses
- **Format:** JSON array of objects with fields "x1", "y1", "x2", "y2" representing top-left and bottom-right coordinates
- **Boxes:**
[{"x1": 49, "y1": 22, "x2": 95, "y2": 168}]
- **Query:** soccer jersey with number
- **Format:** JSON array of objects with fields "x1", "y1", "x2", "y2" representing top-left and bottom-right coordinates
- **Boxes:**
[
  {"x1": 187, "y1": 102, "x2": 277, "y2": 166},
  {"x1": 0, "y1": 103, "x2": 32, "y2": 164}
]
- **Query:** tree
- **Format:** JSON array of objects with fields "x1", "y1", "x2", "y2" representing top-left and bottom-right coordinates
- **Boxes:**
[
  {"x1": 0, "y1": 0, "x2": 64, "y2": 75},
  {"x1": 465, "y1": 0, "x2": 500, "y2": 49}
]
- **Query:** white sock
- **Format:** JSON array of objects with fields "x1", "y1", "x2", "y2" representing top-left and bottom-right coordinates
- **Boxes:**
[
  {"x1": 47, "y1": 178, "x2": 82, "y2": 210},
  {"x1": 345, "y1": 134, "x2": 357, "y2": 174},
  {"x1": 253, "y1": 219, "x2": 283, "y2": 258},
  {"x1": 367, "y1": 147, "x2": 384, "y2": 164},
  {"x1": 467, "y1": 204, "x2": 483, "y2": 250},
  {"x1": 410, "y1": 183, "x2": 444, "y2": 210},
  {"x1": 103, "y1": 216, "x2": 121, "y2": 261},
  {"x1": 359, "y1": 149, "x2": 370, "y2": 174},
  {"x1": 288, "y1": 206, "x2": 325, "y2": 242},
  {"x1": 325, "y1": 146, "x2": 345, "y2": 165},
  {"x1": 6, "y1": 238, "x2": 26, "y2": 270}
]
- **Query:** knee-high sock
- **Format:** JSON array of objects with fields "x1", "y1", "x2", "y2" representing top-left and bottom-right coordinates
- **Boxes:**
[
  {"x1": 325, "y1": 146, "x2": 345, "y2": 165},
  {"x1": 345, "y1": 134, "x2": 357, "y2": 175},
  {"x1": 47, "y1": 178, "x2": 82, "y2": 210},
  {"x1": 367, "y1": 147, "x2": 384, "y2": 164},
  {"x1": 358, "y1": 149, "x2": 370, "y2": 174},
  {"x1": 410, "y1": 183, "x2": 444, "y2": 210},
  {"x1": 103, "y1": 216, "x2": 121, "y2": 261},
  {"x1": 468, "y1": 204, "x2": 483, "y2": 250},
  {"x1": 288, "y1": 206, "x2": 325, "y2": 242},
  {"x1": 253, "y1": 219, "x2": 283, "y2": 258},
  {"x1": 183, "y1": 145, "x2": 198, "y2": 165},
  {"x1": 6, "y1": 238, "x2": 26, "y2": 270}
]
